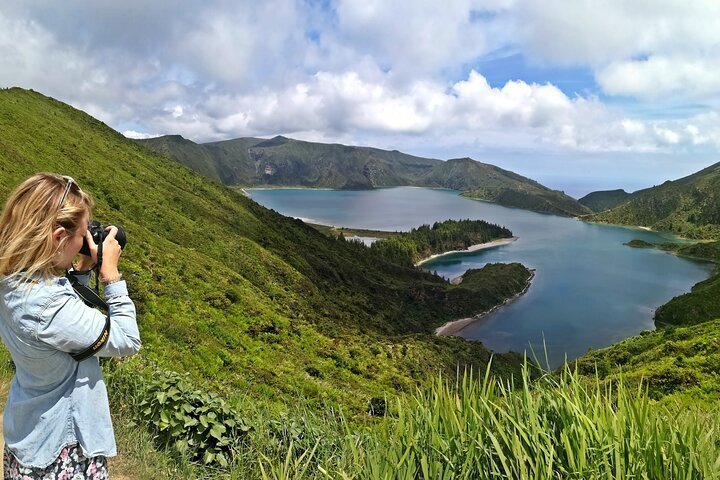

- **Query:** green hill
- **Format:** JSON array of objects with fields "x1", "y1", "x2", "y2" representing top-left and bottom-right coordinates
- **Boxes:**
[
  {"x1": 137, "y1": 135, "x2": 589, "y2": 216},
  {"x1": 578, "y1": 188, "x2": 632, "y2": 212},
  {"x1": 137, "y1": 134, "x2": 227, "y2": 183},
  {"x1": 431, "y1": 158, "x2": 591, "y2": 216},
  {"x1": 139, "y1": 134, "x2": 438, "y2": 189},
  {"x1": 0, "y1": 87, "x2": 531, "y2": 411},
  {"x1": 586, "y1": 161, "x2": 720, "y2": 239}
]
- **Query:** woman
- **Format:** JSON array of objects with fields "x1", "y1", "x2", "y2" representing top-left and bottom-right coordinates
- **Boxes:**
[{"x1": 0, "y1": 173, "x2": 141, "y2": 479}]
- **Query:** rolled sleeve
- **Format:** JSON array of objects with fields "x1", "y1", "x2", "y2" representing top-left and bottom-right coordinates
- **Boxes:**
[
  {"x1": 36, "y1": 281, "x2": 141, "y2": 358},
  {"x1": 100, "y1": 280, "x2": 141, "y2": 357},
  {"x1": 67, "y1": 268, "x2": 92, "y2": 288}
]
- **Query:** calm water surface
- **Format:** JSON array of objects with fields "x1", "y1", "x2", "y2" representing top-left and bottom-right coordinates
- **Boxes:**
[{"x1": 250, "y1": 187, "x2": 714, "y2": 367}]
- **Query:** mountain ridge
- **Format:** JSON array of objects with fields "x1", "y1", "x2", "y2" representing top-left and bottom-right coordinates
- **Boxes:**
[
  {"x1": 137, "y1": 134, "x2": 591, "y2": 216},
  {"x1": 585, "y1": 160, "x2": 720, "y2": 239}
]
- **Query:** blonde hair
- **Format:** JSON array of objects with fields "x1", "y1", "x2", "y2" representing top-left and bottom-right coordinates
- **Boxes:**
[{"x1": 0, "y1": 173, "x2": 93, "y2": 282}]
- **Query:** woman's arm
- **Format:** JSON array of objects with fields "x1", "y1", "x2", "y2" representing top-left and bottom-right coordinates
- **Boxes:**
[{"x1": 35, "y1": 282, "x2": 141, "y2": 358}]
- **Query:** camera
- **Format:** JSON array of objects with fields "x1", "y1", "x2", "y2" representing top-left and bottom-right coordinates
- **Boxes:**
[{"x1": 79, "y1": 220, "x2": 127, "y2": 256}]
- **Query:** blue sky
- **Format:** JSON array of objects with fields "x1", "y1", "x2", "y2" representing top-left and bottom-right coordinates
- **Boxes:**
[{"x1": 1, "y1": 0, "x2": 719, "y2": 197}]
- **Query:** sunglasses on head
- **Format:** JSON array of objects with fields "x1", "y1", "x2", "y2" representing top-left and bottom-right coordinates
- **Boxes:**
[{"x1": 57, "y1": 175, "x2": 76, "y2": 211}]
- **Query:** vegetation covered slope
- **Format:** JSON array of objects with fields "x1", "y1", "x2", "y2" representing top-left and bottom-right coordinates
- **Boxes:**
[
  {"x1": 586, "y1": 161, "x2": 720, "y2": 239},
  {"x1": 576, "y1": 318, "x2": 720, "y2": 404},
  {"x1": 0, "y1": 88, "x2": 529, "y2": 412},
  {"x1": 424, "y1": 157, "x2": 591, "y2": 216},
  {"x1": 137, "y1": 134, "x2": 227, "y2": 183},
  {"x1": 137, "y1": 134, "x2": 589, "y2": 216},
  {"x1": 139, "y1": 134, "x2": 438, "y2": 189},
  {"x1": 578, "y1": 188, "x2": 632, "y2": 212}
]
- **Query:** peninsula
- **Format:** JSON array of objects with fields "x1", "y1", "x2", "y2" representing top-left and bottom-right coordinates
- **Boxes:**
[{"x1": 436, "y1": 265, "x2": 535, "y2": 336}]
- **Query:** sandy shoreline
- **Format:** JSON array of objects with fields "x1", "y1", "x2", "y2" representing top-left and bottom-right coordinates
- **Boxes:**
[
  {"x1": 415, "y1": 237, "x2": 518, "y2": 266},
  {"x1": 435, "y1": 269, "x2": 536, "y2": 337},
  {"x1": 242, "y1": 186, "x2": 334, "y2": 198},
  {"x1": 245, "y1": 186, "x2": 335, "y2": 192}
]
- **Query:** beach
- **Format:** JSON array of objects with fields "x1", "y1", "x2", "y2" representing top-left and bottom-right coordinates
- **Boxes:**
[{"x1": 415, "y1": 236, "x2": 518, "y2": 266}]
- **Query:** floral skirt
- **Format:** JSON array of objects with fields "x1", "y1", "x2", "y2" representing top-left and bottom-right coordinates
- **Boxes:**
[{"x1": 3, "y1": 444, "x2": 108, "y2": 480}]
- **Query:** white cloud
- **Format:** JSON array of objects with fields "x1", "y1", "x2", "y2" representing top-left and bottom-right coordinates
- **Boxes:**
[
  {"x1": 0, "y1": 14, "x2": 95, "y2": 98},
  {"x1": 123, "y1": 130, "x2": 158, "y2": 140},
  {"x1": 513, "y1": 0, "x2": 720, "y2": 102},
  {"x1": 597, "y1": 55, "x2": 720, "y2": 100},
  {"x1": 515, "y1": 0, "x2": 720, "y2": 65},
  {"x1": 176, "y1": 1, "x2": 314, "y2": 89},
  {"x1": 1, "y1": 1, "x2": 720, "y2": 163},
  {"x1": 333, "y1": 0, "x2": 511, "y2": 80},
  {"x1": 168, "y1": 105, "x2": 184, "y2": 118},
  {"x1": 127, "y1": 68, "x2": 720, "y2": 156}
]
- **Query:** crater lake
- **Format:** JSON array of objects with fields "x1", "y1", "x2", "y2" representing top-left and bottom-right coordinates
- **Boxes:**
[{"x1": 249, "y1": 187, "x2": 714, "y2": 367}]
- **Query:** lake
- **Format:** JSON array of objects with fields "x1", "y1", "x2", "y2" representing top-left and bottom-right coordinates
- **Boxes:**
[{"x1": 249, "y1": 187, "x2": 715, "y2": 367}]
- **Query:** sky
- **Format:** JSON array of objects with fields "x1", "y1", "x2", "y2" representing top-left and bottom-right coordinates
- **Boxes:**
[{"x1": 2, "y1": 1, "x2": 719, "y2": 197}]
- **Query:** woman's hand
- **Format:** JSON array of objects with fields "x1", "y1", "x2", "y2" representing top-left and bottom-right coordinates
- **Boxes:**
[
  {"x1": 99, "y1": 226, "x2": 122, "y2": 283},
  {"x1": 75, "y1": 229, "x2": 99, "y2": 271}
]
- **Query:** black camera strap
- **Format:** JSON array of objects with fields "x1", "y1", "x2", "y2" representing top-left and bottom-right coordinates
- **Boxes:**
[
  {"x1": 94, "y1": 239, "x2": 103, "y2": 292},
  {"x1": 65, "y1": 272, "x2": 111, "y2": 362}
]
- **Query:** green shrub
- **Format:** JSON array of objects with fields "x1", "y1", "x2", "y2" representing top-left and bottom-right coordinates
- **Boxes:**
[{"x1": 136, "y1": 370, "x2": 251, "y2": 467}]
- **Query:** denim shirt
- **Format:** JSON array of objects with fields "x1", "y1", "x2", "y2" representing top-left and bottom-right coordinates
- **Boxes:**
[{"x1": 0, "y1": 271, "x2": 141, "y2": 468}]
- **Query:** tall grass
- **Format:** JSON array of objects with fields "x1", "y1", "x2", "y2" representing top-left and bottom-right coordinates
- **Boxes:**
[
  {"x1": 103, "y1": 355, "x2": 720, "y2": 478},
  {"x1": 259, "y1": 362, "x2": 720, "y2": 479}
]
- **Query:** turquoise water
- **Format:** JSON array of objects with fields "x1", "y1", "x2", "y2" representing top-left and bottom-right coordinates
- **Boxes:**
[{"x1": 249, "y1": 187, "x2": 714, "y2": 367}]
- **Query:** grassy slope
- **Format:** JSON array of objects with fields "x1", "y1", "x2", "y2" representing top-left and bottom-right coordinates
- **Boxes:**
[
  {"x1": 0, "y1": 88, "x2": 529, "y2": 413},
  {"x1": 243, "y1": 136, "x2": 440, "y2": 189},
  {"x1": 424, "y1": 158, "x2": 591, "y2": 217},
  {"x1": 138, "y1": 135, "x2": 590, "y2": 216},
  {"x1": 202, "y1": 137, "x2": 265, "y2": 184},
  {"x1": 576, "y1": 319, "x2": 720, "y2": 404},
  {"x1": 586, "y1": 161, "x2": 720, "y2": 239},
  {"x1": 137, "y1": 135, "x2": 223, "y2": 183}
]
